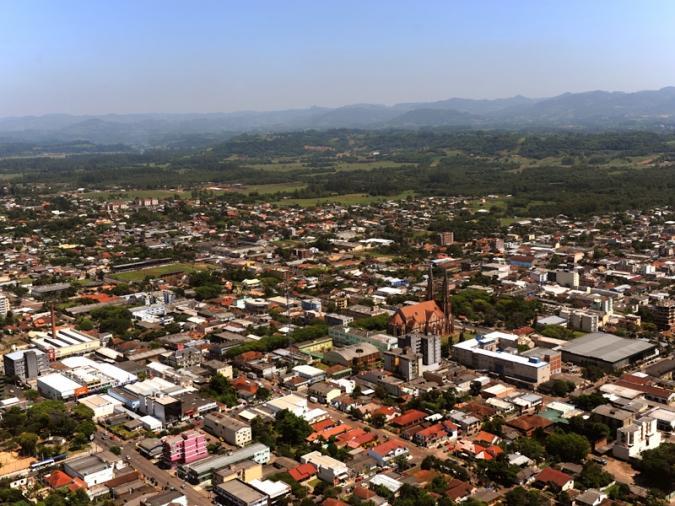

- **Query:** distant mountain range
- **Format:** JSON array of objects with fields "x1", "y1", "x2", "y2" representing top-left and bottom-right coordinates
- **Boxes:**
[{"x1": 3, "y1": 87, "x2": 675, "y2": 146}]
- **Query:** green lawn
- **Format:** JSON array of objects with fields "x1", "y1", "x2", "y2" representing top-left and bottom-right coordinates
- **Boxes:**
[{"x1": 110, "y1": 262, "x2": 210, "y2": 282}]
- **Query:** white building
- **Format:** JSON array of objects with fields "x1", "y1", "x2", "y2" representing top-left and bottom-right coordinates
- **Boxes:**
[
  {"x1": 37, "y1": 373, "x2": 83, "y2": 400},
  {"x1": 78, "y1": 394, "x2": 123, "y2": 420},
  {"x1": 613, "y1": 416, "x2": 661, "y2": 460},
  {"x1": 556, "y1": 270, "x2": 580, "y2": 288},
  {"x1": 31, "y1": 328, "x2": 101, "y2": 359},
  {"x1": 300, "y1": 451, "x2": 349, "y2": 484},
  {"x1": 0, "y1": 294, "x2": 10, "y2": 316},
  {"x1": 203, "y1": 412, "x2": 252, "y2": 447},
  {"x1": 63, "y1": 455, "x2": 114, "y2": 487}
]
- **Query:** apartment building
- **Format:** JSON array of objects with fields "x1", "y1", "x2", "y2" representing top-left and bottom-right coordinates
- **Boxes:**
[
  {"x1": 204, "y1": 412, "x2": 252, "y2": 447},
  {"x1": 162, "y1": 430, "x2": 208, "y2": 466}
]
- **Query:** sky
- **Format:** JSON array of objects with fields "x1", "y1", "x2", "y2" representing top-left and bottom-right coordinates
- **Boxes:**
[{"x1": 1, "y1": 0, "x2": 675, "y2": 116}]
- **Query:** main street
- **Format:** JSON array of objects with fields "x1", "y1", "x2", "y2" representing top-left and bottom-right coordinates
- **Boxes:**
[{"x1": 93, "y1": 430, "x2": 213, "y2": 506}]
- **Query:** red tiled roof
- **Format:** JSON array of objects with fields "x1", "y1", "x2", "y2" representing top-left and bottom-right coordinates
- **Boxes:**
[
  {"x1": 391, "y1": 409, "x2": 427, "y2": 427},
  {"x1": 311, "y1": 418, "x2": 336, "y2": 432},
  {"x1": 288, "y1": 463, "x2": 317, "y2": 482},
  {"x1": 370, "y1": 439, "x2": 406, "y2": 457},
  {"x1": 536, "y1": 467, "x2": 573, "y2": 488},
  {"x1": 46, "y1": 470, "x2": 74, "y2": 489}
]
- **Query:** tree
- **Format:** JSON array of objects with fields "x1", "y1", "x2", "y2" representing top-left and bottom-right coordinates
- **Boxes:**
[
  {"x1": 17, "y1": 432, "x2": 38, "y2": 456},
  {"x1": 274, "y1": 410, "x2": 312, "y2": 446},
  {"x1": 109, "y1": 446, "x2": 121, "y2": 456},
  {"x1": 504, "y1": 486, "x2": 547, "y2": 506},
  {"x1": 479, "y1": 456, "x2": 520, "y2": 486},
  {"x1": 568, "y1": 416, "x2": 610, "y2": 443},
  {"x1": 538, "y1": 379, "x2": 575, "y2": 396},
  {"x1": 638, "y1": 443, "x2": 675, "y2": 493},
  {"x1": 201, "y1": 373, "x2": 238, "y2": 406},
  {"x1": 582, "y1": 365, "x2": 605, "y2": 382},
  {"x1": 482, "y1": 415, "x2": 505, "y2": 436},
  {"x1": 545, "y1": 431, "x2": 590, "y2": 463},
  {"x1": 511, "y1": 437, "x2": 545, "y2": 461},
  {"x1": 255, "y1": 387, "x2": 271, "y2": 401},
  {"x1": 578, "y1": 462, "x2": 613, "y2": 489},
  {"x1": 572, "y1": 392, "x2": 607, "y2": 411},
  {"x1": 371, "y1": 413, "x2": 386, "y2": 428}
]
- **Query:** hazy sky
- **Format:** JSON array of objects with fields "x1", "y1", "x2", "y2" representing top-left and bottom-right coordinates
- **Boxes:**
[{"x1": 2, "y1": 0, "x2": 675, "y2": 116}]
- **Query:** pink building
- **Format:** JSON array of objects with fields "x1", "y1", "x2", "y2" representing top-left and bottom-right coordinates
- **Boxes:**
[{"x1": 162, "y1": 430, "x2": 208, "y2": 465}]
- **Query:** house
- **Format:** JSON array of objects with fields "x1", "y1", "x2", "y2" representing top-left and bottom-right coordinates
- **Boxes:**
[
  {"x1": 300, "y1": 451, "x2": 349, "y2": 484},
  {"x1": 613, "y1": 416, "x2": 662, "y2": 460},
  {"x1": 576, "y1": 489, "x2": 608, "y2": 506},
  {"x1": 413, "y1": 423, "x2": 448, "y2": 447},
  {"x1": 367, "y1": 439, "x2": 409, "y2": 467},
  {"x1": 505, "y1": 414, "x2": 553, "y2": 437},
  {"x1": 308, "y1": 382, "x2": 343, "y2": 404},
  {"x1": 391, "y1": 409, "x2": 427, "y2": 429},
  {"x1": 534, "y1": 467, "x2": 574, "y2": 491},
  {"x1": 288, "y1": 463, "x2": 317, "y2": 483}
]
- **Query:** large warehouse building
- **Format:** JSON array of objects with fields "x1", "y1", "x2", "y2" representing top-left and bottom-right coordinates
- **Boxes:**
[{"x1": 560, "y1": 332, "x2": 658, "y2": 370}]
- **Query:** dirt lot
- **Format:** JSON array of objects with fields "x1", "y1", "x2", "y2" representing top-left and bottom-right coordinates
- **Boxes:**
[{"x1": 604, "y1": 456, "x2": 637, "y2": 485}]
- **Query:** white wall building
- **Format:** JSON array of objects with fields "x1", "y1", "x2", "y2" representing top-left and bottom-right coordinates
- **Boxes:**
[{"x1": 613, "y1": 416, "x2": 661, "y2": 460}]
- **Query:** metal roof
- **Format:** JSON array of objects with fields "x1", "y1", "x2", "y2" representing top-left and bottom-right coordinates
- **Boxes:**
[{"x1": 562, "y1": 332, "x2": 655, "y2": 364}]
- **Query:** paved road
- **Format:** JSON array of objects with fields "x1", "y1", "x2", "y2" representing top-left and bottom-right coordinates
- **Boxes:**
[{"x1": 94, "y1": 430, "x2": 213, "y2": 506}]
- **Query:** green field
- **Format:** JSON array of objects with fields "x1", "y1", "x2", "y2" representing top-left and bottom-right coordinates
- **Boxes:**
[
  {"x1": 110, "y1": 262, "x2": 210, "y2": 282},
  {"x1": 275, "y1": 191, "x2": 415, "y2": 208},
  {"x1": 83, "y1": 189, "x2": 191, "y2": 201},
  {"x1": 333, "y1": 160, "x2": 406, "y2": 172},
  {"x1": 235, "y1": 182, "x2": 307, "y2": 195}
]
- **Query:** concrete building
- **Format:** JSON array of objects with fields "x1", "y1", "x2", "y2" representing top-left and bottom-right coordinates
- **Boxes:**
[
  {"x1": 213, "y1": 479, "x2": 268, "y2": 506},
  {"x1": 453, "y1": 333, "x2": 557, "y2": 385},
  {"x1": 162, "y1": 430, "x2": 208, "y2": 466},
  {"x1": 439, "y1": 231, "x2": 454, "y2": 246},
  {"x1": 178, "y1": 443, "x2": 270, "y2": 484},
  {"x1": 563, "y1": 310, "x2": 599, "y2": 333},
  {"x1": 31, "y1": 328, "x2": 101, "y2": 359},
  {"x1": 63, "y1": 455, "x2": 114, "y2": 487},
  {"x1": 323, "y1": 342, "x2": 380, "y2": 370},
  {"x1": 3, "y1": 348, "x2": 49, "y2": 383},
  {"x1": 652, "y1": 300, "x2": 675, "y2": 330},
  {"x1": 383, "y1": 347, "x2": 422, "y2": 381},
  {"x1": 159, "y1": 347, "x2": 203, "y2": 369},
  {"x1": 613, "y1": 416, "x2": 662, "y2": 460},
  {"x1": 398, "y1": 333, "x2": 442, "y2": 367},
  {"x1": 561, "y1": 332, "x2": 658, "y2": 370},
  {"x1": 0, "y1": 293, "x2": 10, "y2": 316},
  {"x1": 556, "y1": 269, "x2": 580, "y2": 288},
  {"x1": 204, "y1": 412, "x2": 252, "y2": 447},
  {"x1": 328, "y1": 325, "x2": 397, "y2": 352},
  {"x1": 37, "y1": 372, "x2": 84, "y2": 400},
  {"x1": 142, "y1": 491, "x2": 188, "y2": 506},
  {"x1": 78, "y1": 394, "x2": 123, "y2": 421}
]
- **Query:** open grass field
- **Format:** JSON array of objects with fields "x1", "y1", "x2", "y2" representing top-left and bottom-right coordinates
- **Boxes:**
[
  {"x1": 274, "y1": 191, "x2": 415, "y2": 207},
  {"x1": 235, "y1": 182, "x2": 307, "y2": 195},
  {"x1": 83, "y1": 189, "x2": 191, "y2": 201},
  {"x1": 110, "y1": 262, "x2": 210, "y2": 282},
  {"x1": 465, "y1": 196, "x2": 509, "y2": 212},
  {"x1": 332, "y1": 160, "x2": 406, "y2": 172}
]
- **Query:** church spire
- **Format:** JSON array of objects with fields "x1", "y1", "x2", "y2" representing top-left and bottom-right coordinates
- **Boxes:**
[{"x1": 426, "y1": 263, "x2": 434, "y2": 301}]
